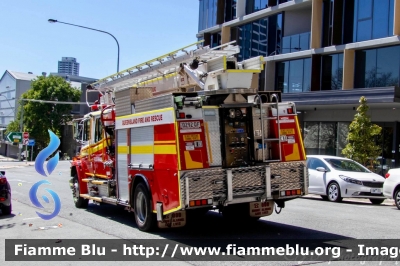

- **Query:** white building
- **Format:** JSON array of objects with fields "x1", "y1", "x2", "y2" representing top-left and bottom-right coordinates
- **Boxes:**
[
  {"x1": 58, "y1": 57, "x2": 80, "y2": 76},
  {"x1": 0, "y1": 70, "x2": 37, "y2": 128}
]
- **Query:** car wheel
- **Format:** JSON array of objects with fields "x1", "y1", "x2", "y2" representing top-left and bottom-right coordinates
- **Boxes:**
[
  {"x1": 321, "y1": 196, "x2": 328, "y2": 201},
  {"x1": 395, "y1": 189, "x2": 400, "y2": 210},
  {"x1": 369, "y1": 198, "x2": 385, "y2": 205},
  {"x1": 72, "y1": 175, "x2": 88, "y2": 208},
  {"x1": 327, "y1": 182, "x2": 342, "y2": 202},
  {"x1": 134, "y1": 183, "x2": 156, "y2": 232},
  {"x1": 2, "y1": 203, "x2": 12, "y2": 215}
]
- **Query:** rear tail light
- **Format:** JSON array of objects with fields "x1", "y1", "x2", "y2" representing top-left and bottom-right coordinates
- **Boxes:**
[
  {"x1": 0, "y1": 197, "x2": 5, "y2": 201},
  {"x1": 385, "y1": 173, "x2": 390, "y2": 179},
  {"x1": 0, "y1": 177, "x2": 6, "y2": 184},
  {"x1": 189, "y1": 198, "x2": 212, "y2": 207}
]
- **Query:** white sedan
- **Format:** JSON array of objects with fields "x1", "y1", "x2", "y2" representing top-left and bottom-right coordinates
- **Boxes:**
[
  {"x1": 307, "y1": 155, "x2": 386, "y2": 204},
  {"x1": 383, "y1": 169, "x2": 400, "y2": 209}
]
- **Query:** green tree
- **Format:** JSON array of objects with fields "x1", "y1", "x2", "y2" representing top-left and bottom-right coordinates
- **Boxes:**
[
  {"x1": 342, "y1": 96, "x2": 382, "y2": 168},
  {"x1": 10, "y1": 75, "x2": 81, "y2": 155}
]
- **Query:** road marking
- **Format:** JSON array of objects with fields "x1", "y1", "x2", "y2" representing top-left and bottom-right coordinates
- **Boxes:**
[
  {"x1": 8, "y1": 179, "x2": 33, "y2": 183},
  {"x1": 23, "y1": 217, "x2": 41, "y2": 220}
]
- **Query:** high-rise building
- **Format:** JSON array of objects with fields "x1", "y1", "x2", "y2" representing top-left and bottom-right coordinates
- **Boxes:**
[
  {"x1": 58, "y1": 57, "x2": 80, "y2": 76},
  {"x1": 197, "y1": 0, "x2": 400, "y2": 174}
]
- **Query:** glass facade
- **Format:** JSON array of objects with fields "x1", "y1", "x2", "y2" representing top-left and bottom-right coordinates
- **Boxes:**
[
  {"x1": 224, "y1": 0, "x2": 237, "y2": 22},
  {"x1": 321, "y1": 53, "x2": 343, "y2": 90},
  {"x1": 246, "y1": 0, "x2": 268, "y2": 14},
  {"x1": 281, "y1": 32, "x2": 310, "y2": 54},
  {"x1": 198, "y1": 0, "x2": 218, "y2": 32},
  {"x1": 353, "y1": 0, "x2": 394, "y2": 42},
  {"x1": 303, "y1": 122, "x2": 349, "y2": 156},
  {"x1": 276, "y1": 58, "x2": 311, "y2": 93},
  {"x1": 235, "y1": 14, "x2": 282, "y2": 61},
  {"x1": 354, "y1": 45, "x2": 400, "y2": 88}
]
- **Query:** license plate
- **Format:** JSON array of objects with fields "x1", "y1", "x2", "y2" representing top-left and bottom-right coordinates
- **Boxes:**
[{"x1": 371, "y1": 188, "x2": 381, "y2": 194}]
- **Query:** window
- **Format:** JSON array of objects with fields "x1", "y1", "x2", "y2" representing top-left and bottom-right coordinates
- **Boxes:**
[
  {"x1": 303, "y1": 122, "x2": 346, "y2": 156},
  {"x1": 198, "y1": 0, "x2": 218, "y2": 31},
  {"x1": 82, "y1": 119, "x2": 91, "y2": 142},
  {"x1": 353, "y1": 0, "x2": 394, "y2": 42},
  {"x1": 276, "y1": 58, "x2": 311, "y2": 93},
  {"x1": 354, "y1": 45, "x2": 400, "y2": 88},
  {"x1": 94, "y1": 118, "x2": 103, "y2": 143},
  {"x1": 237, "y1": 18, "x2": 268, "y2": 60},
  {"x1": 281, "y1": 32, "x2": 310, "y2": 54},
  {"x1": 224, "y1": 0, "x2": 237, "y2": 22},
  {"x1": 307, "y1": 158, "x2": 329, "y2": 170},
  {"x1": 321, "y1": 53, "x2": 343, "y2": 90}
]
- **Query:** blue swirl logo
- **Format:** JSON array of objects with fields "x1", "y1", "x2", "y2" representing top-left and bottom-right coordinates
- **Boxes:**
[
  {"x1": 30, "y1": 130, "x2": 61, "y2": 220},
  {"x1": 29, "y1": 180, "x2": 61, "y2": 220},
  {"x1": 35, "y1": 130, "x2": 60, "y2": 177}
]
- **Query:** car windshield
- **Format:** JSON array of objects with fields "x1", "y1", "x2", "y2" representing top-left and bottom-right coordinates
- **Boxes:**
[{"x1": 324, "y1": 158, "x2": 370, "y2": 172}]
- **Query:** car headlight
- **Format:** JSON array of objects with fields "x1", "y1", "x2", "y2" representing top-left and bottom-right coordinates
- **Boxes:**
[{"x1": 339, "y1": 175, "x2": 363, "y2": 185}]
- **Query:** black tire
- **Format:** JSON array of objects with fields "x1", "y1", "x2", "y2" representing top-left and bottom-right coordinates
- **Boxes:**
[
  {"x1": 321, "y1": 195, "x2": 329, "y2": 201},
  {"x1": 394, "y1": 189, "x2": 400, "y2": 210},
  {"x1": 2, "y1": 203, "x2": 12, "y2": 215},
  {"x1": 327, "y1": 182, "x2": 342, "y2": 202},
  {"x1": 369, "y1": 198, "x2": 385, "y2": 205},
  {"x1": 72, "y1": 175, "x2": 88, "y2": 208},
  {"x1": 133, "y1": 183, "x2": 156, "y2": 232}
]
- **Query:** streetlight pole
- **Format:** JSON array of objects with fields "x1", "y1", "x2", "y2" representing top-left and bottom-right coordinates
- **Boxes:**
[{"x1": 48, "y1": 19, "x2": 120, "y2": 73}]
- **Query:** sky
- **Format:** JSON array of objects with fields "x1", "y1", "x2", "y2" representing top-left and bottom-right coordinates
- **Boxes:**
[{"x1": 0, "y1": 0, "x2": 200, "y2": 79}]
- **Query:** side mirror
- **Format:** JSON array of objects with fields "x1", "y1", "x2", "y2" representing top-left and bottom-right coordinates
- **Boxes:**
[{"x1": 316, "y1": 167, "x2": 327, "y2": 172}]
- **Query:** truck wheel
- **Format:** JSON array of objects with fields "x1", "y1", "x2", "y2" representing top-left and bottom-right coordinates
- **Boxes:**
[
  {"x1": 395, "y1": 189, "x2": 400, "y2": 210},
  {"x1": 134, "y1": 183, "x2": 156, "y2": 231},
  {"x1": 369, "y1": 198, "x2": 385, "y2": 205},
  {"x1": 72, "y1": 175, "x2": 88, "y2": 208},
  {"x1": 2, "y1": 203, "x2": 12, "y2": 215},
  {"x1": 327, "y1": 182, "x2": 342, "y2": 202}
]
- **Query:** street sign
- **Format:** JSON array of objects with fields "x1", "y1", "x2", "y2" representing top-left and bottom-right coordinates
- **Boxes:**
[
  {"x1": 6, "y1": 132, "x2": 22, "y2": 142},
  {"x1": 23, "y1": 132, "x2": 29, "y2": 140},
  {"x1": 28, "y1": 139, "x2": 35, "y2": 146},
  {"x1": 23, "y1": 139, "x2": 29, "y2": 145}
]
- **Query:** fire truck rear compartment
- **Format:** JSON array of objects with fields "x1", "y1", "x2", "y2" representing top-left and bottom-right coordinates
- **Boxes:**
[{"x1": 180, "y1": 161, "x2": 307, "y2": 209}]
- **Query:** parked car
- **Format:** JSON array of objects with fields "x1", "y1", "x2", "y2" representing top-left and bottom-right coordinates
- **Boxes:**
[
  {"x1": 0, "y1": 171, "x2": 12, "y2": 215},
  {"x1": 307, "y1": 155, "x2": 386, "y2": 204},
  {"x1": 383, "y1": 169, "x2": 400, "y2": 209}
]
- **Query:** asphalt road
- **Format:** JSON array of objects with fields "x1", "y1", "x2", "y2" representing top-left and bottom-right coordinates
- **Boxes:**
[{"x1": 0, "y1": 161, "x2": 399, "y2": 266}]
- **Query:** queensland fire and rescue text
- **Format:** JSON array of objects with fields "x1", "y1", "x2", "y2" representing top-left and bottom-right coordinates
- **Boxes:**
[{"x1": 122, "y1": 114, "x2": 163, "y2": 125}]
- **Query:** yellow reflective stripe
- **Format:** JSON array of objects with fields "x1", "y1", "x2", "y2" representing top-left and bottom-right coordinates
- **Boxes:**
[
  {"x1": 226, "y1": 69, "x2": 261, "y2": 73},
  {"x1": 260, "y1": 56, "x2": 265, "y2": 70},
  {"x1": 118, "y1": 146, "x2": 129, "y2": 154},
  {"x1": 175, "y1": 122, "x2": 182, "y2": 170},
  {"x1": 223, "y1": 56, "x2": 227, "y2": 70},
  {"x1": 130, "y1": 145, "x2": 153, "y2": 154},
  {"x1": 154, "y1": 145, "x2": 176, "y2": 155},
  {"x1": 154, "y1": 140, "x2": 176, "y2": 144},
  {"x1": 133, "y1": 73, "x2": 177, "y2": 87}
]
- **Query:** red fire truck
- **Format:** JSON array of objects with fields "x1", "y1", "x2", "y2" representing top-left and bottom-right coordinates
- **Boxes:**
[{"x1": 69, "y1": 41, "x2": 308, "y2": 231}]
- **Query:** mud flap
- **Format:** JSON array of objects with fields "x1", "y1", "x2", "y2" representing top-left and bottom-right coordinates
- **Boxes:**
[
  {"x1": 249, "y1": 201, "x2": 274, "y2": 217},
  {"x1": 157, "y1": 211, "x2": 187, "y2": 228}
]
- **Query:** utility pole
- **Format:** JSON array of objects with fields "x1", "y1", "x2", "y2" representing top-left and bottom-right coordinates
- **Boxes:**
[{"x1": 18, "y1": 100, "x2": 24, "y2": 161}]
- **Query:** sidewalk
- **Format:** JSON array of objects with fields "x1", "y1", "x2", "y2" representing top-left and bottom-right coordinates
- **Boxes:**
[{"x1": 0, "y1": 154, "x2": 19, "y2": 162}]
